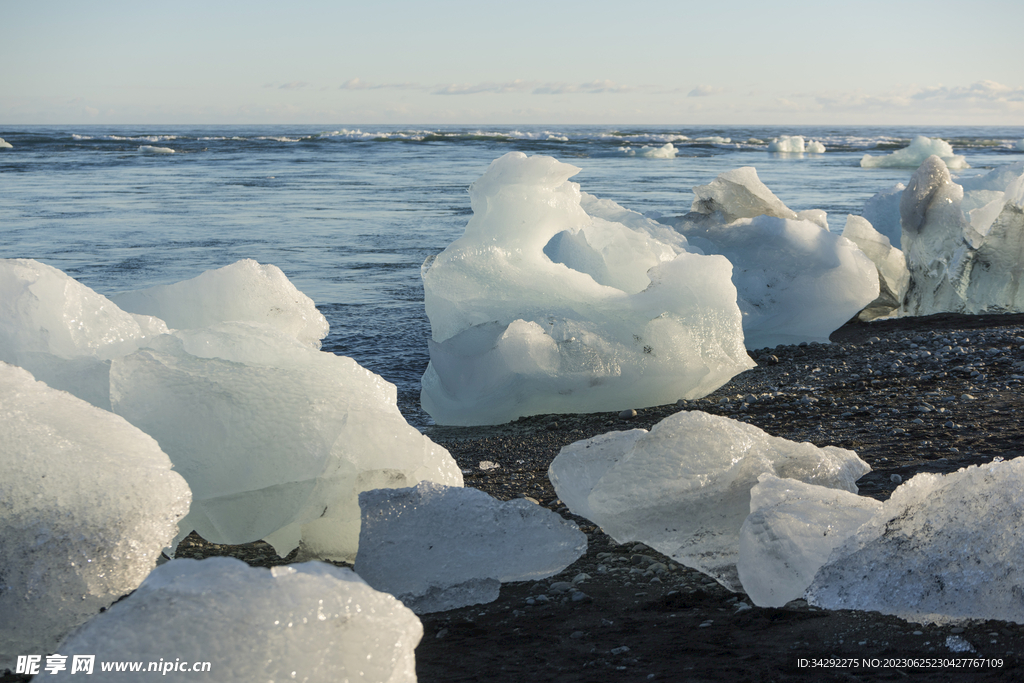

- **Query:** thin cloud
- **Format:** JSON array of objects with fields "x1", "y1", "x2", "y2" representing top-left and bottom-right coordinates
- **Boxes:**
[
  {"x1": 433, "y1": 79, "x2": 533, "y2": 95},
  {"x1": 688, "y1": 85, "x2": 726, "y2": 97},
  {"x1": 278, "y1": 82, "x2": 310, "y2": 90},
  {"x1": 340, "y1": 78, "x2": 419, "y2": 91},
  {"x1": 533, "y1": 79, "x2": 638, "y2": 95}
]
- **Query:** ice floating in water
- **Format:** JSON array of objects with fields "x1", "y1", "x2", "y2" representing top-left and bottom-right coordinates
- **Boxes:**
[
  {"x1": 0, "y1": 258, "x2": 164, "y2": 410},
  {"x1": 1016, "y1": 139, "x2": 1024, "y2": 151},
  {"x1": 623, "y1": 142, "x2": 677, "y2": 158},
  {"x1": 0, "y1": 137, "x2": 12, "y2": 149},
  {"x1": 841, "y1": 215, "x2": 909, "y2": 320},
  {"x1": 548, "y1": 411, "x2": 870, "y2": 591},
  {"x1": 138, "y1": 145, "x2": 175, "y2": 154},
  {"x1": 737, "y1": 474, "x2": 880, "y2": 607},
  {"x1": 354, "y1": 482, "x2": 587, "y2": 613},
  {"x1": 861, "y1": 135, "x2": 968, "y2": 169},
  {"x1": 900, "y1": 157, "x2": 1024, "y2": 315},
  {"x1": 767, "y1": 135, "x2": 825, "y2": 154},
  {"x1": 112, "y1": 259, "x2": 329, "y2": 349},
  {"x1": 52, "y1": 558, "x2": 422, "y2": 683},
  {"x1": 806, "y1": 458, "x2": 1024, "y2": 625},
  {"x1": 0, "y1": 362, "x2": 191, "y2": 669},
  {"x1": 420, "y1": 152, "x2": 753, "y2": 426},
  {"x1": 668, "y1": 167, "x2": 879, "y2": 348}
]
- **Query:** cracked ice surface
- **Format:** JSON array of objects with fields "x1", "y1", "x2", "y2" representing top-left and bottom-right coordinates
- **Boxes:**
[
  {"x1": 737, "y1": 474, "x2": 881, "y2": 607},
  {"x1": 420, "y1": 152, "x2": 753, "y2": 426},
  {"x1": 549, "y1": 411, "x2": 870, "y2": 591},
  {"x1": 806, "y1": 458, "x2": 1024, "y2": 625},
  {"x1": 52, "y1": 558, "x2": 422, "y2": 683},
  {"x1": 355, "y1": 482, "x2": 587, "y2": 613},
  {"x1": 0, "y1": 362, "x2": 191, "y2": 669}
]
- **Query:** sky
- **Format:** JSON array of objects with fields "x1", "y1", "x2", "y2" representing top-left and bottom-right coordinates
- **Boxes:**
[{"x1": 3, "y1": 0, "x2": 1023, "y2": 126}]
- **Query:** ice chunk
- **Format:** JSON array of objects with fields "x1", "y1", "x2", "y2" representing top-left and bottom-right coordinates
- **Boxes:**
[
  {"x1": 548, "y1": 411, "x2": 870, "y2": 590},
  {"x1": 420, "y1": 152, "x2": 753, "y2": 426},
  {"x1": 354, "y1": 482, "x2": 586, "y2": 613},
  {"x1": 0, "y1": 362, "x2": 191, "y2": 668},
  {"x1": 737, "y1": 474, "x2": 880, "y2": 607},
  {"x1": 0, "y1": 258, "x2": 154, "y2": 410},
  {"x1": 52, "y1": 558, "x2": 421, "y2": 682},
  {"x1": 138, "y1": 145, "x2": 174, "y2": 154},
  {"x1": 623, "y1": 142, "x2": 677, "y2": 158},
  {"x1": 900, "y1": 157, "x2": 1024, "y2": 315},
  {"x1": 110, "y1": 322, "x2": 462, "y2": 560},
  {"x1": 0, "y1": 137, "x2": 12, "y2": 149},
  {"x1": 1016, "y1": 139, "x2": 1024, "y2": 152},
  {"x1": 806, "y1": 458, "x2": 1024, "y2": 625},
  {"x1": 768, "y1": 135, "x2": 825, "y2": 154},
  {"x1": 112, "y1": 259, "x2": 329, "y2": 349},
  {"x1": 841, "y1": 215, "x2": 909, "y2": 320},
  {"x1": 861, "y1": 182, "x2": 906, "y2": 248},
  {"x1": 689, "y1": 166, "x2": 798, "y2": 223},
  {"x1": 861, "y1": 135, "x2": 968, "y2": 169}
]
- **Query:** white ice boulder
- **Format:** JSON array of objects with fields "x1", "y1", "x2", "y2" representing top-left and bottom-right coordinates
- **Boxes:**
[
  {"x1": 0, "y1": 362, "x2": 191, "y2": 669},
  {"x1": 806, "y1": 457, "x2": 1024, "y2": 625},
  {"x1": 52, "y1": 558, "x2": 422, "y2": 683},
  {"x1": 0, "y1": 137, "x2": 12, "y2": 149},
  {"x1": 900, "y1": 157, "x2": 1024, "y2": 315},
  {"x1": 861, "y1": 135, "x2": 968, "y2": 169},
  {"x1": 110, "y1": 322, "x2": 463, "y2": 561},
  {"x1": 111, "y1": 259, "x2": 329, "y2": 349},
  {"x1": 548, "y1": 411, "x2": 870, "y2": 591},
  {"x1": 354, "y1": 482, "x2": 587, "y2": 613},
  {"x1": 0, "y1": 258, "x2": 163, "y2": 410},
  {"x1": 737, "y1": 474, "x2": 880, "y2": 607},
  {"x1": 673, "y1": 182, "x2": 879, "y2": 347},
  {"x1": 768, "y1": 136, "x2": 825, "y2": 154},
  {"x1": 841, "y1": 215, "x2": 909, "y2": 320},
  {"x1": 861, "y1": 182, "x2": 906, "y2": 248},
  {"x1": 420, "y1": 152, "x2": 753, "y2": 426}
]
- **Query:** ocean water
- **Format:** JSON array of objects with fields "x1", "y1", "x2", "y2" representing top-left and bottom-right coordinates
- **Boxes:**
[{"x1": 2, "y1": 125, "x2": 1023, "y2": 427}]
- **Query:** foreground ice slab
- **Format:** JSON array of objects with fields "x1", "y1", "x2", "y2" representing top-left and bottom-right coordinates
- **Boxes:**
[
  {"x1": 0, "y1": 362, "x2": 191, "y2": 669},
  {"x1": 861, "y1": 136, "x2": 968, "y2": 169},
  {"x1": 53, "y1": 558, "x2": 422, "y2": 682},
  {"x1": 901, "y1": 157, "x2": 1024, "y2": 315},
  {"x1": 0, "y1": 258, "x2": 163, "y2": 409},
  {"x1": 841, "y1": 215, "x2": 909, "y2": 320},
  {"x1": 737, "y1": 475, "x2": 880, "y2": 607},
  {"x1": 668, "y1": 168, "x2": 879, "y2": 347},
  {"x1": 548, "y1": 411, "x2": 870, "y2": 591},
  {"x1": 806, "y1": 458, "x2": 1024, "y2": 625},
  {"x1": 355, "y1": 482, "x2": 587, "y2": 613},
  {"x1": 111, "y1": 259, "x2": 329, "y2": 349},
  {"x1": 421, "y1": 152, "x2": 753, "y2": 426},
  {"x1": 110, "y1": 322, "x2": 463, "y2": 560}
]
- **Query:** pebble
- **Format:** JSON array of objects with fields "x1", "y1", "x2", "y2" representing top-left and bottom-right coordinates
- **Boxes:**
[
  {"x1": 890, "y1": 474, "x2": 903, "y2": 484},
  {"x1": 478, "y1": 460, "x2": 500, "y2": 470},
  {"x1": 610, "y1": 646, "x2": 631, "y2": 655},
  {"x1": 549, "y1": 581, "x2": 573, "y2": 594},
  {"x1": 570, "y1": 631, "x2": 586, "y2": 639},
  {"x1": 572, "y1": 572, "x2": 591, "y2": 585},
  {"x1": 618, "y1": 409, "x2": 637, "y2": 420}
]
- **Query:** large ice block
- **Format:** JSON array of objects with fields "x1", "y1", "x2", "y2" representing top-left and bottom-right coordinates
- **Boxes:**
[
  {"x1": 110, "y1": 322, "x2": 463, "y2": 561},
  {"x1": 737, "y1": 474, "x2": 880, "y2": 607},
  {"x1": 52, "y1": 558, "x2": 422, "y2": 682},
  {"x1": 806, "y1": 458, "x2": 1024, "y2": 625},
  {"x1": 861, "y1": 136, "x2": 968, "y2": 169},
  {"x1": 111, "y1": 259, "x2": 329, "y2": 348},
  {"x1": 420, "y1": 152, "x2": 754, "y2": 426},
  {"x1": 354, "y1": 482, "x2": 587, "y2": 613},
  {"x1": 0, "y1": 362, "x2": 191, "y2": 669},
  {"x1": 900, "y1": 157, "x2": 1024, "y2": 315},
  {"x1": 548, "y1": 411, "x2": 870, "y2": 591}
]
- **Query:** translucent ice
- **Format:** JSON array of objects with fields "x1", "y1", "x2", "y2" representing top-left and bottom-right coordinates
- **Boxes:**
[
  {"x1": 111, "y1": 259, "x2": 329, "y2": 349},
  {"x1": 420, "y1": 152, "x2": 753, "y2": 426},
  {"x1": 0, "y1": 258, "x2": 160, "y2": 409},
  {"x1": 900, "y1": 157, "x2": 1024, "y2": 315},
  {"x1": 671, "y1": 170, "x2": 879, "y2": 347},
  {"x1": 806, "y1": 458, "x2": 1024, "y2": 625},
  {"x1": 861, "y1": 182, "x2": 906, "y2": 248},
  {"x1": 861, "y1": 135, "x2": 968, "y2": 169},
  {"x1": 768, "y1": 136, "x2": 825, "y2": 154},
  {"x1": 841, "y1": 215, "x2": 909, "y2": 320},
  {"x1": 548, "y1": 411, "x2": 870, "y2": 590},
  {"x1": 0, "y1": 362, "x2": 191, "y2": 668},
  {"x1": 354, "y1": 482, "x2": 587, "y2": 613},
  {"x1": 138, "y1": 145, "x2": 175, "y2": 154},
  {"x1": 52, "y1": 558, "x2": 422, "y2": 682},
  {"x1": 737, "y1": 474, "x2": 880, "y2": 607},
  {"x1": 110, "y1": 323, "x2": 463, "y2": 560}
]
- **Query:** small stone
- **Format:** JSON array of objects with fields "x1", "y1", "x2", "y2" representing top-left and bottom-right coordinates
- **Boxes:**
[
  {"x1": 960, "y1": 394, "x2": 976, "y2": 401},
  {"x1": 570, "y1": 631, "x2": 586, "y2": 639},
  {"x1": 478, "y1": 461, "x2": 500, "y2": 471},
  {"x1": 890, "y1": 474, "x2": 903, "y2": 484},
  {"x1": 610, "y1": 646, "x2": 631, "y2": 655},
  {"x1": 618, "y1": 409, "x2": 637, "y2": 420},
  {"x1": 571, "y1": 591, "x2": 591, "y2": 602},
  {"x1": 572, "y1": 572, "x2": 591, "y2": 585},
  {"x1": 911, "y1": 418, "x2": 925, "y2": 425},
  {"x1": 549, "y1": 581, "x2": 573, "y2": 594}
]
